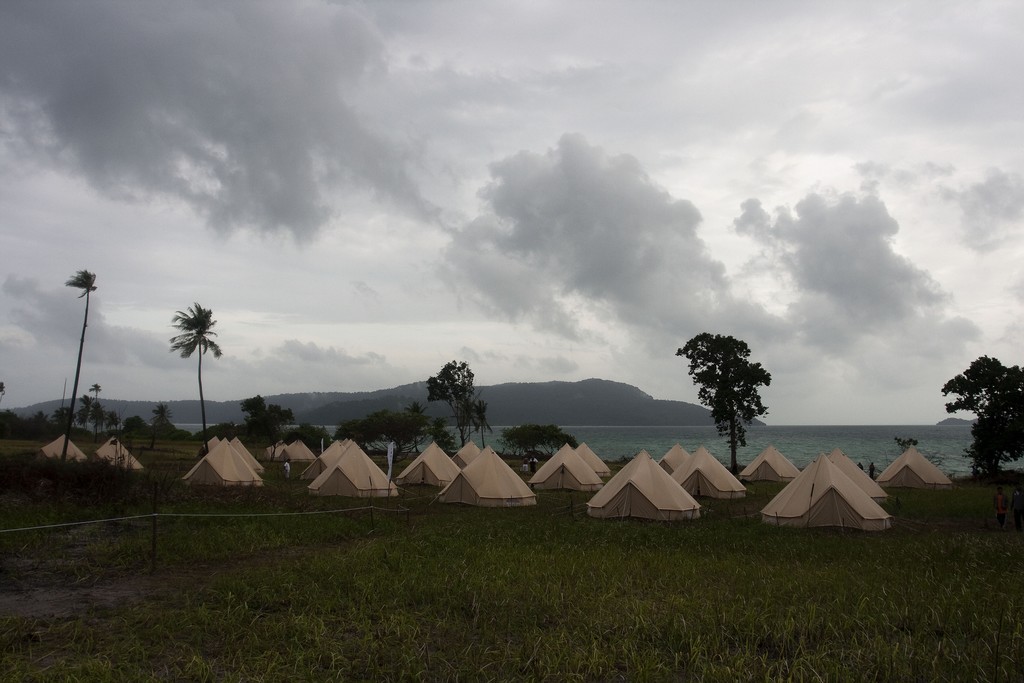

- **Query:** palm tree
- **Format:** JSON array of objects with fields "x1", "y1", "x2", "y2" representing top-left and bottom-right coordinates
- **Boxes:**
[
  {"x1": 169, "y1": 303, "x2": 222, "y2": 455},
  {"x1": 150, "y1": 402, "x2": 173, "y2": 448},
  {"x1": 62, "y1": 270, "x2": 97, "y2": 461},
  {"x1": 0, "y1": 381, "x2": 5, "y2": 409},
  {"x1": 472, "y1": 398, "x2": 492, "y2": 447},
  {"x1": 89, "y1": 383, "x2": 102, "y2": 440}
]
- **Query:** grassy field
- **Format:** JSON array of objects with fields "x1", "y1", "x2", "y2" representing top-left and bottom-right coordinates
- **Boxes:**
[{"x1": 2, "y1": 439, "x2": 1024, "y2": 681}]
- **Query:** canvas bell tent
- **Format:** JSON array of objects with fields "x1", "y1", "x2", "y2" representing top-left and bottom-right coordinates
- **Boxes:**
[
  {"x1": 586, "y1": 450, "x2": 701, "y2": 521},
  {"x1": 761, "y1": 454, "x2": 892, "y2": 531},
  {"x1": 659, "y1": 443, "x2": 691, "y2": 474},
  {"x1": 281, "y1": 439, "x2": 317, "y2": 462},
  {"x1": 438, "y1": 446, "x2": 536, "y2": 507},
  {"x1": 452, "y1": 441, "x2": 482, "y2": 469},
  {"x1": 528, "y1": 444, "x2": 603, "y2": 491},
  {"x1": 575, "y1": 442, "x2": 611, "y2": 477},
  {"x1": 396, "y1": 442, "x2": 461, "y2": 486},
  {"x1": 670, "y1": 446, "x2": 746, "y2": 499},
  {"x1": 740, "y1": 445, "x2": 799, "y2": 482},
  {"x1": 38, "y1": 436, "x2": 88, "y2": 461},
  {"x1": 182, "y1": 440, "x2": 263, "y2": 486},
  {"x1": 826, "y1": 448, "x2": 887, "y2": 502},
  {"x1": 301, "y1": 439, "x2": 355, "y2": 480},
  {"x1": 229, "y1": 437, "x2": 264, "y2": 473},
  {"x1": 307, "y1": 442, "x2": 396, "y2": 497},
  {"x1": 876, "y1": 446, "x2": 953, "y2": 489},
  {"x1": 94, "y1": 437, "x2": 143, "y2": 470}
]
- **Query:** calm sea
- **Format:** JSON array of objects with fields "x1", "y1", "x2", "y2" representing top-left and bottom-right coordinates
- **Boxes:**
[{"x1": 180, "y1": 422, "x2": 976, "y2": 476}]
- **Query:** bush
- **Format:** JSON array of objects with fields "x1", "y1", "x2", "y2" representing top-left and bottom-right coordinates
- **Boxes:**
[{"x1": 0, "y1": 453, "x2": 140, "y2": 504}]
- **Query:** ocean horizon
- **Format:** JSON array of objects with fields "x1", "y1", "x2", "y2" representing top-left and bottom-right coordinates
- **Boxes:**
[{"x1": 176, "y1": 422, "x2": 977, "y2": 477}]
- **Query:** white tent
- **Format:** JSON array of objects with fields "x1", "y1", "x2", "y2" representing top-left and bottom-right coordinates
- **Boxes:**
[
  {"x1": 301, "y1": 439, "x2": 354, "y2": 480},
  {"x1": 739, "y1": 445, "x2": 799, "y2": 482},
  {"x1": 182, "y1": 440, "x2": 263, "y2": 487},
  {"x1": 281, "y1": 439, "x2": 317, "y2": 462},
  {"x1": 575, "y1": 442, "x2": 611, "y2": 477},
  {"x1": 396, "y1": 442, "x2": 462, "y2": 486},
  {"x1": 670, "y1": 446, "x2": 746, "y2": 499},
  {"x1": 38, "y1": 436, "x2": 88, "y2": 461},
  {"x1": 528, "y1": 444, "x2": 604, "y2": 491},
  {"x1": 452, "y1": 441, "x2": 481, "y2": 469},
  {"x1": 877, "y1": 446, "x2": 954, "y2": 489},
  {"x1": 307, "y1": 443, "x2": 396, "y2": 497},
  {"x1": 264, "y1": 441, "x2": 286, "y2": 460},
  {"x1": 826, "y1": 448, "x2": 887, "y2": 502},
  {"x1": 94, "y1": 437, "x2": 144, "y2": 470},
  {"x1": 761, "y1": 454, "x2": 892, "y2": 531},
  {"x1": 439, "y1": 446, "x2": 536, "y2": 507},
  {"x1": 229, "y1": 437, "x2": 264, "y2": 473},
  {"x1": 587, "y1": 450, "x2": 701, "y2": 521},
  {"x1": 659, "y1": 443, "x2": 691, "y2": 474}
]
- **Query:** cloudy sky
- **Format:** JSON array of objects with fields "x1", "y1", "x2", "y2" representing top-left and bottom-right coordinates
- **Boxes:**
[{"x1": 1, "y1": 1, "x2": 1022, "y2": 424}]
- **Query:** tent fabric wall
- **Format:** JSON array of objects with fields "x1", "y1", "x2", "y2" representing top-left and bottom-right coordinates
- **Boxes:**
[
  {"x1": 826, "y1": 448, "x2": 887, "y2": 501},
  {"x1": 229, "y1": 437, "x2": 264, "y2": 473},
  {"x1": 182, "y1": 441, "x2": 263, "y2": 486},
  {"x1": 670, "y1": 446, "x2": 746, "y2": 499},
  {"x1": 94, "y1": 437, "x2": 144, "y2": 470},
  {"x1": 575, "y1": 442, "x2": 611, "y2": 477},
  {"x1": 301, "y1": 440, "x2": 355, "y2": 480},
  {"x1": 38, "y1": 436, "x2": 88, "y2": 462},
  {"x1": 396, "y1": 442, "x2": 461, "y2": 486},
  {"x1": 452, "y1": 442, "x2": 481, "y2": 469},
  {"x1": 761, "y1": 454, "x2": 891, "y2": 531},
  {"x1": 282, "y1": 440, "x2": 317, "y2": 462},
  {"x1": 586, "y1": 450, "x2": 701, "y2": 521},
  {"x1": 658, "y1": 444, "x2": 691, "y2": 474},
  {"x1": 438, "y1": 446, "x2": 536, "y2": 507},
  {"x1": 528, "y1": 444, "x2": 603, "y2": 491},
  {"x1": 877, "y1": 446, "x2": 953, "y2": 489},
  {"x1": 307, "y1": 443, "x2": 396, "y2": 497},
  {"x1": 739, "y1": 445, "x2": 799, "y2": 482}
]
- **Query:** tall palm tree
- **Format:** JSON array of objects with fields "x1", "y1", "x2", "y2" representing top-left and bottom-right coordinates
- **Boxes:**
[
  {"x1": 62, "y1": 270, "x2": 97, "y2": 461},
  {"x1": 472, "y1": 398, "x2": 492, "y2": 447},
  {"x1": 169, "y1": 303, "x2": 222, "y2": 455},
  {"x1": 89, "y1": 383, "x2": 102, "y2": 440}
]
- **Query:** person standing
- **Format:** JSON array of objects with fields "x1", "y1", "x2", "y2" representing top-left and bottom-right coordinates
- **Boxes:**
[
  {"x1": 868, "y1": 462, "x2": 876, "y2": 480},
  {"x1": 283, "y1": 458, "x2": 291, "y2": 480},
  {"x1": 1012, "y1": 485, "x2": 1024, "y2": 532},
  {"x1": 994, "y1": 486, "x2": 1008, "y2": 530}
]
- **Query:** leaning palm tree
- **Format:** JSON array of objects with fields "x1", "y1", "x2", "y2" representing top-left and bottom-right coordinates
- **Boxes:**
[
  {"x1": 169, "y1": 303, "x2": 222, "y2": 455},
  {"x1": 62, "y1": 270, "x2": 97, "y2": 461},
  {"x1": 472, "y1": 398, "x2": 492, "y2": 448}
]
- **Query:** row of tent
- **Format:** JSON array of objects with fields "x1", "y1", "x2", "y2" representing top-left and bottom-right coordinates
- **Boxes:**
[
  {"x1": 37, "y1": 434, "x2": 955, "y2": 531},
  {"x1": 37, "y1": 435, "x2": 144, "y2": 470}
]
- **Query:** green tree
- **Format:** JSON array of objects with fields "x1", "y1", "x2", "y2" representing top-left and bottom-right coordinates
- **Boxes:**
[
  {"x1": 123, "y1": 415, "x2": 147, "y2": 436},
  {"x1": 470, "y1": 398, "x2": 492, "y2": 447},
  {"x1": 241, "y1": 395, "x2": 294, "y2": 451},
  {"x1": 499, "y1": 424, "x2": 577, "y2": 458},
  {"x1": 104, "y1": 409, "x2": 121, "y2": 433},
  {"x1": 427, "y1": 360, "x2": 477, "y2": 446},
  {"x1": 75, "y1": 394, "x2": 94, "y2": 429},
  {"x1": 169, "y1": 303, "x2": 222, "y2": 456},
  {"x1": 335, "y1": 409, "x2": 431, "y2": 455},
  {"x1": 0, "y1": 381, "x2": 5, "y2": 409},
  {"x1": 942, "y1": 356, "x2": 1024, "y2": 477},
  {"x1": 677, "y1": 333, "x2": 772, "y2": 474},
  {"x1": 88, "y1": 383, "x2": 103, "y2": 439},
  {"x1": 150, "y1": 402, "x2": 173, "y2": 448},
  {"x1": 62, "y1": 269, "x2": 97, "y2": 461}
]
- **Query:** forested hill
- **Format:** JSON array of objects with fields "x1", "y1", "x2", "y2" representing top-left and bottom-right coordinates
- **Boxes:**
[{"x1": 13, "y1": 378, "x2": 727, "y2": 427}]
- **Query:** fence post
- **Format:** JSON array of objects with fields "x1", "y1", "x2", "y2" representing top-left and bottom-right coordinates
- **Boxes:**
[{"x1": 150, "y1": 480, "x2": 158, "y2": 574}]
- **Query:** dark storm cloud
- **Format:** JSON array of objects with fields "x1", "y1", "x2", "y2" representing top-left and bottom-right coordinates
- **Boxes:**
[
  {"x1": 0, "y1": 1, "x2": 432, "y2": 239},
  {"x1": 444, "y1": 134, "x2": 774, "y2": 344},
  {"x1": 941, "y1": 169, "x2": 1024, "y2": 251},
  {"x1": 734, "y1": 192, "x2": 977, "y2": 352}
]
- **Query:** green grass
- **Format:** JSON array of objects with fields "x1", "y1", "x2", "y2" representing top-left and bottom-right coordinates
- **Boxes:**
[{"x1": 2, "y1": 449, "x2": 1024, "y2": 681}]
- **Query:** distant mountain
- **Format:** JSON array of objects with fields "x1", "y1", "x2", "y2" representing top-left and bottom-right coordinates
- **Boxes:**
[
  {"x1": 936, "y1": 417, "x2": 975, "y2": 426},
  {"x1": 11, "y1": 378, "x2": 729, "y2": 427}
]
